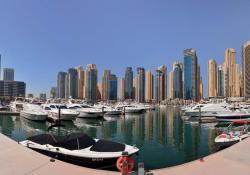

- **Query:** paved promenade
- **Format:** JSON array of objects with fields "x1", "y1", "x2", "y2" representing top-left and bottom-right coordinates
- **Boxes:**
[
  {"x1": 153, "y1": 137, "x2": 250, "y2": 175},
  {"x1": 1, "y1": 133, "x2": 250, "y2": 175},
  {"x1": 0, "y1": 133, "x2": 118, "y2": 175}
]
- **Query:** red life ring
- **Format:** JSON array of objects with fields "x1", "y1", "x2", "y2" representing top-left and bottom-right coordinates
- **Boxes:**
[{"x1": 116, "y1": 156, "x2": 134, "y2": 173}]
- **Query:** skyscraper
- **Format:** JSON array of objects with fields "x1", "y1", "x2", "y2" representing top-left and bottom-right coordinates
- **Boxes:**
[
  {"x1": 67, "y1": 68, "x2": 78, "y2": 99},
  {"x1": 108, "y1": 74, "x2": 117, "y2": 101},
  {"x1": 124, "y1": 67, "x2": 133, "y2": 100},
  {"x1": 119, "y1": 78, "x2": 125, "y2": 101},
  {"x1": 155, "y1": 65, "x2": 167, "y2": 103},
  {"x1": 172, "y1": 61, "x2": 183, "y2": 99},
  {"x1": 76, "y1": 66, "x2": 85, "y2": 99},
  {"x1": 242, "y1": 40, "x2": 250, "y2": 98},
  {"x1": 208, "y1": 59, "x2": 217, "y2": 97},
  {"x1": 102, "y1": 70, "x2": 111, "y2": 101},
  {"x1": 3, "y1": 68, "x2": 14, "y2": 81},
  {"x1": 169, "y1": 71, "x2": 174, "y2": 98},
  {"x1": 217, "y1": 65, "x2": 224, "y2": 97},
  {"x1": 145, "y1": 71, "x2": 154, "y2": 102},
  {"x1": 235, "y1": 64, "x2": 240, "y2": 97},
  {"x1": 136, "y1": 67, "x2": 145, "y2": 103},
  {"x1": 224, "y1": 48, "x2": 237, "y2": 97},
  {"x1": 183, "y1": 48, "x2": 198, "y2": 101},
  {"x1": 57, "y1": 72, "x2": 67, "y2": 98},
  {"x1": 85, "y1": 64, "x2": 98, "y2": 102},
  {"x1": 97, "y1": 82, "x2": 102, "y2": 100}
]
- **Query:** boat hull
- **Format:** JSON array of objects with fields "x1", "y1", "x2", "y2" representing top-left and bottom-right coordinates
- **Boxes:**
[
  {"x1": 29, "y1": 147, "x2": 136, "y2": 170},
  {"x1": 105, "y1": 111, "x2": 122, "y2": 115},
  {"x1": 77, "y1": 111, "x2": 102, "y2": 118},
  {"x1": 20, "y1": 111, "x2": 47, "y2": 121},
  {"x1": 49, "y1": 112, "x2": 77, "y2": 120}
]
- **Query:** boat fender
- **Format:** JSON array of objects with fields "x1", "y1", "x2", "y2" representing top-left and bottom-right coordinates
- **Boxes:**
[{"x1": 116, "y1": 155, "x2": 134, "y2": 173}]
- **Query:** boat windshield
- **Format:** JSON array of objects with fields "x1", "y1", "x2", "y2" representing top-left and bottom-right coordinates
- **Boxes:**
[{"x1": 57, "y1": 105, "x2": 67, "y2": 109}]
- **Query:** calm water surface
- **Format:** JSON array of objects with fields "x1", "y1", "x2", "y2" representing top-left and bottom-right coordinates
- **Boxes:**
[{"x1": 0, "y1": 106, "x2": 222, "y2": 170}]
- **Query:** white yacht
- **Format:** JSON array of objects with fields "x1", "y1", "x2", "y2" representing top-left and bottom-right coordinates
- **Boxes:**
[
  {"x1": 184, "y1": 103, "x2": 232, "y2": 117},
  {"x1": 116, "y1": 104, "x2": 145, "y2": 114},
  {"x1": 67, "y1": 103, "x2": 104, "y2": 118},
  {"x1": 93, "y1": 103, "x2": 122, "y2": 115},
  {"x1": 42, "y1": 104, "x2": 79, "y2": 120},
  {"x1": 9, "y1": 97, "x2": 25, "y2": 112},
  {"x1": 216, "y1": 109, "x2": 250, "y2": 122},
  {"x1": 20, "y1": 103, "x2": 47, "y2": 121}
]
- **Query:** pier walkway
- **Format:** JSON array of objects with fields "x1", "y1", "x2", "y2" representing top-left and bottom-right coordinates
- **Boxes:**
[
  {"x1": 1, "y1": 133, "x2": 250, "y2": 175},
  {"x1": 153, "y1": 137, "x2": 250, "y2": 175}
]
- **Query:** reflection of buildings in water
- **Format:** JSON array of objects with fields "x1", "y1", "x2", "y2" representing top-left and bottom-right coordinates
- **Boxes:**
[
  {"x1": 73, "y1": 118, "x2": 100, "y2": 138},
  {"x1": 132, "y1": 114, "x2": 145, "y2": 142},
  {"x1": 207, "y1": 128, "x2": 217, "y2": 153},
  {"x1": 155, "y1": 108, "x2": 168, "y2": 146},
  {"x1": 144, "y1": 111, "x2": 154, "y2": 141},
  {"x1": 0, "y1": 115, "x2": 15, "y2": 137},
  {"x1": 101, "y1": 119, "x2": 118, "y2": 139},
  {"x1": 119, "y1": 115, "x2": 133, "y2": 144},
  {"x1": 183, "y1": 123, "x2": 201, "y2": 160},
  {"x1": 166, "y1": 106, "x2": 185, "y2": 151}
]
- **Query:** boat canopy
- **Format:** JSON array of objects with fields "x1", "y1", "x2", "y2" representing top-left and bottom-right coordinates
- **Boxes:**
[
  {"x1": 27, "y1": 132, "x2": 126, "y2": 152},
  {"x1": 27, "y1": 133, "x2": 95, "y2": 150},
  {"x1": 90, "y1": 139, "x2": 125, "y2": 152}
]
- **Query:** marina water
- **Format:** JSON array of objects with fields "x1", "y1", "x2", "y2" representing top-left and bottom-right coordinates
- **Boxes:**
[{"x1": 0, "y1": 106, "x2": 221, "y2": 170}]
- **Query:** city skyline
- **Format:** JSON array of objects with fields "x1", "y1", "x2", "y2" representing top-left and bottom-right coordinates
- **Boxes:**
[{"x1": 0, "y1": 1, "x2": 250, "y2": 96}]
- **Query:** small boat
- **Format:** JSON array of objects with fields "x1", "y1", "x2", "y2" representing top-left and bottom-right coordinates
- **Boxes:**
[
  {"x1": 20, "y1": 132, "x2": 139, "y2": 170},
  {"x1": 214, "y1": 120, "x2": 250, "y2": 148},
  {"x1": 20, "y1": 104, "x2": 47, "y2": 121}
]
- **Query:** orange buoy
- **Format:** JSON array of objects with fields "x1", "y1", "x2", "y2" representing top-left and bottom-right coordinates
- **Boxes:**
[{"x1": 116, "y1": 155, "x2": 134, "y2": 174}]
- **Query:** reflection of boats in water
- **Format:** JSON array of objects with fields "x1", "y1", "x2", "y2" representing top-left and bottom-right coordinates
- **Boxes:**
[
  {"x1": 103, "y1": 115, "x2": 121, "y2": 122},
  {"x1": 125, "y1": 113, "x2": 144, "y2": 119},
  {"x1": 73, "y1": 118, "x2": 103, "y2": 129},
  {"x1": 20, "y1": 117, "x2": 48, "y2": 132}
]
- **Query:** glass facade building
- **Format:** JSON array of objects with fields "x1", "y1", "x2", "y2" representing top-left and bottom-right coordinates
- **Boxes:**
[
  {"x1": 3, "y1": 68, "x2": 14, "y2": 81},
  {"x1": 67, "y1": 68, "x2": 78, "y2": 99},
  {"x1": 57, "y1": 72, "x2": 67, "y2": 98},
  {"x1": 173, "y1": 62, "x2": 183, "y2": 98},
  {"x1": 85, "y1": 64, "x2": 98, "y2": 102},
  {"x1": 108, "y1": 74, "x2": 117, "y2": 101},
  {"x1": 0, "y1": 81, "x2": 26, "y2": 98},
  {"x1": 217, "y1": 65, "x2": 224, "y2": 97},
  {"x1": 124, "y1": 67, "x2": 133, "y2": 99},
  {"x1": 184, "y1": 48, "x2": 197, "y2": 100},
  {"x1": 136, "y1": 67, "x2": 145, "y2": 103}
]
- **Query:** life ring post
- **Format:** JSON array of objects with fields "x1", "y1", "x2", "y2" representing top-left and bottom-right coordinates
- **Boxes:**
[{"x1": 116, "y1": 151, "x2": 134, "y2": 175}]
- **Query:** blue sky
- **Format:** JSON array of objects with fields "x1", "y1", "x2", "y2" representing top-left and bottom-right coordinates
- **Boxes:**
[{"x1": 0, "y1": 0, "x2": 249, "y2": 97}]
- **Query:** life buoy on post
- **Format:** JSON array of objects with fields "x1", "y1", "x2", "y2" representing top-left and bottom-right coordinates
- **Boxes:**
[{"x1": 116, "y1": 152, "x2": 134, "y2": 175}]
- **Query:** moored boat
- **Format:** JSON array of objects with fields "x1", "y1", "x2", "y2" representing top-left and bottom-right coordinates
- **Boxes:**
[
  {"x1": 19, "y1": 132, "x2": 139, "y2": 170},
  {"x1": 214, "y1": 120, "x2": 250, "y2": 148},
  {"x1": 20, "y1": 104, "x2": 47, "y2": 121}
]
